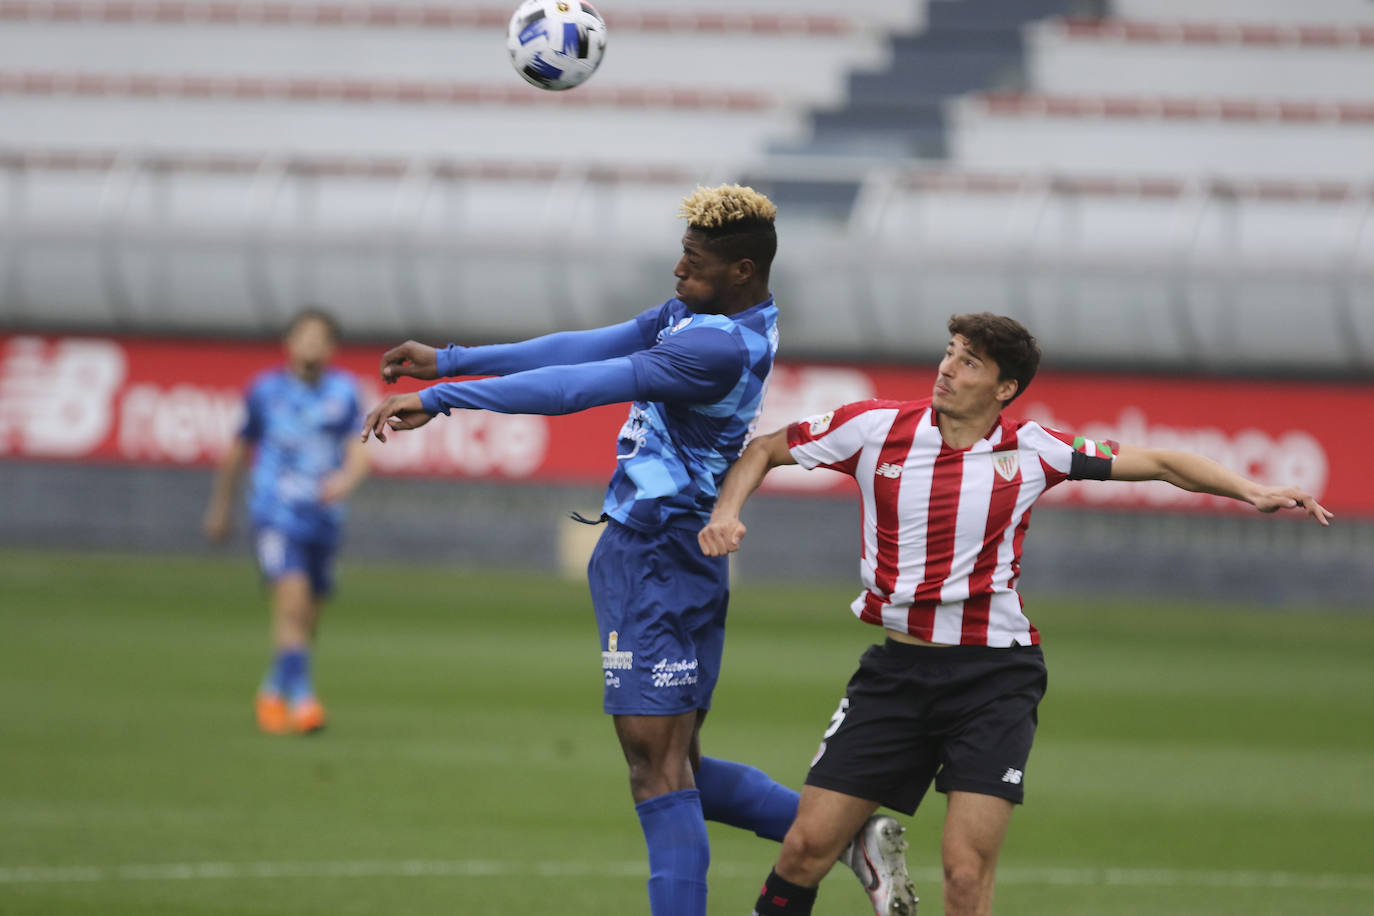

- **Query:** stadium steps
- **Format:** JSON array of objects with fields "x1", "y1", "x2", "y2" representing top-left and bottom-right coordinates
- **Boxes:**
[{"x1": 757, "y1": 0, "x2": 1100, "y2": 216}]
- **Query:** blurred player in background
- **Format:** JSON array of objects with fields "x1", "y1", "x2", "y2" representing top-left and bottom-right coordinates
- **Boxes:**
[
  {"x1": 360, "y1": 185, "x2": 905, "y2": 916},
  {"x1": 203, "y1": 307, "x2": 370, "y2": 735},
  {"x1": 700, "y1": 312, "x2": 1333, "y2": 916}
]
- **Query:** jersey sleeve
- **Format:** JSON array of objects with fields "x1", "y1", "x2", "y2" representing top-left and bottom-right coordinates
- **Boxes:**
[
  {"x1": 434, "y1": 313, "x2": 654, "y2": 378},
  {"x1": 418, "y1": 357, "x2": 641, "y2": 416},
  {"x1": 625, "y1": 326, "x2": 744, "y2": 404},
  {"x1": 786, "y1": 401, "x2": 883, "y2": 474},
  {"x1": 238, "y1": 379, "x2": 266, "y2": 443},
  {"x1": 342, "y1": 377, "x2": 363, "y2": 435},
  {"x1": 1028, "y1": 423, "x2": 1119, "y2": 485}
]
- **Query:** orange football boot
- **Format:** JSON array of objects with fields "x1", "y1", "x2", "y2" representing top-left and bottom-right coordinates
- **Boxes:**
[
  {"x1": 290, "y1": 697, "x2": 327, "y2": 734},
  {"x1": 256, "y1": 692, "x2": 291, "y2": 735}
]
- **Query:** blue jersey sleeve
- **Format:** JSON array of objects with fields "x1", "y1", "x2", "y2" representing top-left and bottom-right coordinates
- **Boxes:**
[
  {"x1": 417, "y1": 317, "x2": 744, "y2": 416},
  {"x1": 238, "y1": 380, "x2": 265, "y2": 442},
  {"x1": 344, "y1": 381, "x2": 363, "y2": 431},
  {"x1": 419, "y1": 358, "x2": 642, "y2": 416},
  {"x1": 434, "y1": 315, "x2": 654, "y2": 377},
  {"x1": 626, "y1": 327, "x2": 743, "y2": 404}
]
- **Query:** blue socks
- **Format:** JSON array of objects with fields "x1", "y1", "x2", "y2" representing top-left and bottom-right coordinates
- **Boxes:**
[
  {"x1": 635, "y1": 788, "x2": 710, "y2": 916},
  {"x1": 695, "y1": 756, "x2": 800, "y2": 842},
  {"x1": 631, "y1": 761, "x2": 797, "y2": 914},
  {"x1": 264, "y1": 648, "x2": 312, "y2": 702}
]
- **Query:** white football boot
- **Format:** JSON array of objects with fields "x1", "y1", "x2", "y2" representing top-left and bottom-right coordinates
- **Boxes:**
[{"x1": 838, "y1": 814, "x2": 918, "y2": 916}]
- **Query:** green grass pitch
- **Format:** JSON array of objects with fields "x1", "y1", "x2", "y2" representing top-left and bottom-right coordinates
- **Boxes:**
[{"x1": 2, "y1": 547, "x2": 1372, "y2": 915}]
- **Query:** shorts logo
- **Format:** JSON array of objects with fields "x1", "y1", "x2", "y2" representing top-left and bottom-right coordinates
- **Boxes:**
[
  {"x1": 602, "y1": 630, "x2": 633, "y2": 671},
  {"x1": 651, "y1": 658, "x2": 698, "y2": 688},
  {"x1": 1001, "y1": 767, "x2": 1023, "y2": 785},
  {"x1": 992, "y1": 451, "x2": 1020, "y2": 482}
]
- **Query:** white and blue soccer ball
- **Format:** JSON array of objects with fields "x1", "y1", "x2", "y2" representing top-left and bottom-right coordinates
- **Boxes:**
[{"x1": 507, "y1": 0, "x2": 608, "y2": 91}]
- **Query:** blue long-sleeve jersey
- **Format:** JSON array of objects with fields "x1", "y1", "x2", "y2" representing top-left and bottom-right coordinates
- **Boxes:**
[{"x1": 419, "y1": 298, "x2": 780, "y2": 531}]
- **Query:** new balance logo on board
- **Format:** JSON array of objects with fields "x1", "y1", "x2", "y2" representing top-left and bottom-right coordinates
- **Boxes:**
[{"x1": 876, "y1": 462, "x2": 903, "y2": 478}]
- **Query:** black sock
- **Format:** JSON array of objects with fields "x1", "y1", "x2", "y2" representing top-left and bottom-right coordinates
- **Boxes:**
[{"x1": 752, "y1": 868, "x2": 818, "y2": 915}]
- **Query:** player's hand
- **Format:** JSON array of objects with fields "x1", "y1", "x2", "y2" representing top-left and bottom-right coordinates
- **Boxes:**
[
  {"x1": 361, "y1": 393, "x2": 432, "y2": 443},
  {"x1": 202, "y1": 506, "x2": 231, "y2": 543},
  {"x1": 698, "y1": 517, "x2": 747, "y2": 556},
  {"x1": 1250, "y1": 486, "x2": 1334, "y2": 526},
  {"x1": 380, "y1": 340, "x2": 439, "y2": 384}
]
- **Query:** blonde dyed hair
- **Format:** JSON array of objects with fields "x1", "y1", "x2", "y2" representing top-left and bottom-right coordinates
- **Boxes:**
[{"x1": 679, "y1": 184, "x2": 777, "y2": 229}]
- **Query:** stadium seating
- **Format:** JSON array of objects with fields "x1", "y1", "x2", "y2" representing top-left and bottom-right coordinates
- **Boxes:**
[
  {"x1": 1111, "y1": 0, "x2": 1374, "y2": 25},
  {"x1": 0, "y1": 0, "x2": 1371, "y2": 370},
  {"x1": 0, "y1": 1, "x2": 896, "y2": 166},
  {"x1": 1027, "y1": 20, "x2": 1374, "y2": 101},
  {"x1": 949, "y1": 10, "x2": 1374, "y2": 181}
]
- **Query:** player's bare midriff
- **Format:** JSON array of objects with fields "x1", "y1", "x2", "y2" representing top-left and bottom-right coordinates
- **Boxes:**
[{"x1": 885, "y1": 629, "x2": 955, "y2": 648}]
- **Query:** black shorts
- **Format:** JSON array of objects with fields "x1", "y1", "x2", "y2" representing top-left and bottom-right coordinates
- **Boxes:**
[{"x1": 805, "y1": 639, "x2": 1047, "y2": 813}]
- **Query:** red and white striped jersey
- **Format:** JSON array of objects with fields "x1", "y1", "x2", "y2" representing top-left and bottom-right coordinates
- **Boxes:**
[{"x1": 786, "y1": 398, "x2": 1117, "y2": 647}]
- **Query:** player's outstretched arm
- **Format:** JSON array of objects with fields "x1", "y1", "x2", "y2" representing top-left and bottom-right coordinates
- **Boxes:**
[
  {"x1": 380, "y1": 320, "x2": 648, "y2": 384},
  {"x1": 368, "y1": 326, "x2": 744, "y2": 441},
  {"x1": 699, "y1": 429, "x2": 797, "y2": 556},
  {"x1": 203, "y1": 437, "x2": 249, "y2": 542},
  {"x1": 1110, "y1": 444, "x2": 1333, "y2": 525},
  {"x1": 364, "y1": 355, "x2": 646, "y2": 442}
]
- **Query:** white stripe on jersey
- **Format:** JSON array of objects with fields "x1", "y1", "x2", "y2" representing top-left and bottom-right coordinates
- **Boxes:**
[
  {"x1": 851, "y1": 416, "x2": 886, "y2": 605},
  {"x1": 882, "y1": 411, "x2": 940, "y2": 631}
]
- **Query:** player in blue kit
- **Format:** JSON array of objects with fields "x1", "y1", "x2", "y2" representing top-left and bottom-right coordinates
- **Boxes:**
[
  {"x1": 204, "y1": 308, "x2": 370, "y2": 735},
  {"x1": 361, "y1": 186, "x2": 908, "y2": 916}
]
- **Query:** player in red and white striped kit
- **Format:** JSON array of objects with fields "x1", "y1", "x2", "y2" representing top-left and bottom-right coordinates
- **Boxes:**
[{"x1": 700, "y1": 313, "x2": 1332, "y2": 916}]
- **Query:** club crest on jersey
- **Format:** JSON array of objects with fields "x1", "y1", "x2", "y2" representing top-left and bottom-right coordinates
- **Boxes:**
[
  {"x1": 602, "y1": 630, "x2": 633, "y2": 671},
  {"x1": 658, "y1": 316, "x2": 694, "y2": 342},
  {"x1": 992, "y1": 451, "x2": 1020, "y2": 482},
  {"x1": 806, "y1": 411, "x2": 834, "y2": 436}
]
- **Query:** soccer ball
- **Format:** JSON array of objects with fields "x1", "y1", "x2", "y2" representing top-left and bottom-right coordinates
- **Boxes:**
[{"x1": 506, "y1": 0, "x2": 607, "y2": 91}]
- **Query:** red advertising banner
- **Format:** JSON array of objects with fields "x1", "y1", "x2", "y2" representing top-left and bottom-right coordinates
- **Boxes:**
[{"x1": 1, "y1": 333, "x2": 1367, "y2": 515}]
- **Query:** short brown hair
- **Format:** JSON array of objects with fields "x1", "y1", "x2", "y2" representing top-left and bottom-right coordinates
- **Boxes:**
[
  {"x1": 947, "y1": 313, "x2": 1040, "y2": 404},
  {"x1": 286, "y1": 306, "x2": 340, "y2": 341}
]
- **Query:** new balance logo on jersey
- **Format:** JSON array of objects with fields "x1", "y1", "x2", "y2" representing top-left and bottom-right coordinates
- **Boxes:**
[
  {"x1": 1001, "y1": 768, "x2": 1023, "y2": 785},
  {"x1": 876, "y1": 462, "x2": 903, "y2": 479}
]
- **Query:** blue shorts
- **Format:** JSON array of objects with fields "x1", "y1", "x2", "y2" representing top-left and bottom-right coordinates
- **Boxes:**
[
  {"x1": 253, "y1": 526, "x2": 338, "y2": 597},
  {"x1": 588, "y1": 520, "x2": 729, "y2": 716}
]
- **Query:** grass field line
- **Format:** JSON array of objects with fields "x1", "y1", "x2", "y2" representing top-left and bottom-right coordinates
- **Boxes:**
[{"x1": 2, "y1": 860, "x2": 1372, "y2": 891}]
